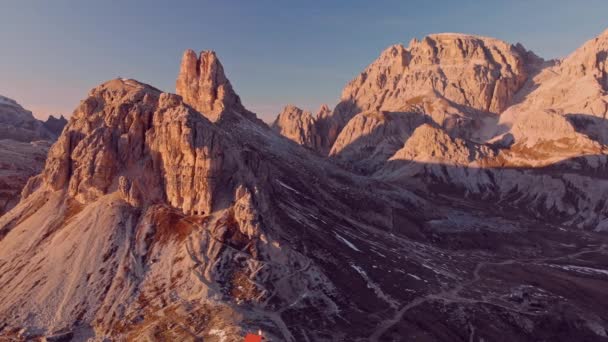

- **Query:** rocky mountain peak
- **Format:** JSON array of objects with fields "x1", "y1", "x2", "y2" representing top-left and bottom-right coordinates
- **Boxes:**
[
  {"x1": 341, "y1": 32, "x2": 534, "y2": 114},
  {"x1": 38, "y1": 78, "x2": 249, "y2": 215},
  {"x1": 42, "y1": 114, "x2": 68, "y2": 136},
  {"x1": 176, "y1": 49, "x2": 249, "y2": 122},
  {"x1": 309, "y1": 33, "x2": 542, "y2": 155},
  {"x1": 271, "y1": 105, "x2": 320, "y2": 149},
  {"x1": 317, "y1": 103, "x2": 331, "y2": 115}
]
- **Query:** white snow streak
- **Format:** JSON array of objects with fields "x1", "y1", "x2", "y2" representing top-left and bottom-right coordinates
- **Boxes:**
[
  {"x1": 350, "y1": 264, "x2": 398, "y2": 309},
  {"x1": 546, "y1": 264, "x2": 608, "y2": 277},
  {"x1": 335, "y1": 233, "x2": 361, "y2": 252},
  {"x1": 276, "y1": 180, "x2": 300, "y2": 194}
]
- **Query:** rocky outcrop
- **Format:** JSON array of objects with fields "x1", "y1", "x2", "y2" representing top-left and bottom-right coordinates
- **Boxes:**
[
  {"x1": 271, "y1": 105, "x2": 321, "y2": 149},
  {"x1": 339, "y1": 34, "x2": 538, "y2": 115},
  {"x1": 317, "y1": 34, "x2": 542, "y2": 152},
  {"x1": 329, "y1": 110, "x2": 427, "y2": 172},
  {"x1": 494, "y1": 29, "x2": 608, "y2": 148},
  {"x1": 42, "y1": 114, "x2": 68, "y2": 136},
  {"x1": 176, "y1": 49, "x2": 261, "y2": 125},
  {"x1": 389, "y1": 123, "x2": 493, "y2": 165},
  {"x1": 0, "y1": 95, "x2": 63, "y2": 142},
  {"x1": 329, "y1": 91, "x2": 497, "y2": 172},
  {"x1": 0, "y1": 76, "x2": 337, "y2": 340},
  {"x1": 41, "y1": 78, "x2": 246, "y2": 215}
]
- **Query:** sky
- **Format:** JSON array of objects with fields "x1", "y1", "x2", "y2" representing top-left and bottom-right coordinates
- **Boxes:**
[{"x1": 0, "y1": 1, "x2": 607, "y2": 122}]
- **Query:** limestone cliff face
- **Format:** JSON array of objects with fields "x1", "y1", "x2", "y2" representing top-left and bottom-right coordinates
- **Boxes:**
[
  {"x1": 176, "y1": 49, "x2": 261, "y2": 124},
  {"x1": 340, "y1": 34, "x2": 536, "y2": 114},
  {"x1": 329, "y1": 92, "x2": 493, "y2": 172},
  {"x1": 496, "y1": 29, "x2": 608, "y2": 147},
  {"x1": 326, "y1": 29, "x2": 608, "y2": 171},
  {"x1": 388, "y1": 123, "x2": 493, "y2": 166},
  {"x1": 271, "y1": 105, "x2": 321, "y2": 149},
  {"x1": 40, "y1": 78, "x2": 245, "y2": 215},
  {"x1": 318, "y1": 34, "x2": 541, "y2": 151},
  {"x1": 329, "y1": 111, "x2": 428, "y2": 172}
]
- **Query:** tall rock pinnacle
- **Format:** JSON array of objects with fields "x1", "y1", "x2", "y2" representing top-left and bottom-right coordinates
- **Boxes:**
[{"x1": 176, "y1": 49, "x2": 249, "y2": 122}]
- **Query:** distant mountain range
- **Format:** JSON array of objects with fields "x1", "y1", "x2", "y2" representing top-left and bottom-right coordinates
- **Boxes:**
[{"x1": 0, "y1": 96, "x2": 66, "y2": 215}]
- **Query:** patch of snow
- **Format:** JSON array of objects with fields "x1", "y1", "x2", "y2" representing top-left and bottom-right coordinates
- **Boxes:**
[
  {"x1": 545, "y1": 264, "x2": 608, "y2": 277},
  {"x1": 350, "y1": 264, "x2": 398, "y2": 309},
  {"x1": 276, "y1": 180, "x2": 300, "y2": 194},
  {"x1": 407, "y1": 273, "x2": 422, "y2": 281},
  {"x1": 372, "y1": 250, "x2": 386, "y2": 258},
  {"x1": 288, "y1": 291, "x2": 309, "y2": 307},
  {"x1": 335, "y1": 233, "x2": 361, "y2": 252},
  {"x1": 586, "y1": 320, "x2": 608, "y2": 337}
]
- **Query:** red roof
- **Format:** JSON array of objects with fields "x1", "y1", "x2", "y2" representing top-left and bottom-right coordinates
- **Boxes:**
[{"x1": 244, "y1": 333, "x2": 262, "y2": 342}]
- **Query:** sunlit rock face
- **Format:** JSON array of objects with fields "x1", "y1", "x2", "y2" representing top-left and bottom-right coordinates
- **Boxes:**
[
  {"x1": 314, "y1": 33, "x2": 543, "y2": 152},
  {"x1": 271, "y1": 105, "x2": 321, "y2": 150},
  {"x1": 40, "y1": 79, "x2": 241, "y2": 214},
  {"x1": 308, "y1": 30, "x2": 608, "y2": 229},
  {"x1": 176, "y1": 49, "x2": 262, "y2": 126},
  {"x1": 271, "y1": 103, "x2": 336, "y2": 154}
]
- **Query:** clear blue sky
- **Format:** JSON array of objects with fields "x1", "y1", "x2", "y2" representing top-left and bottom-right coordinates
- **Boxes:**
[{"x1": 0, "y1": 0, "x2": 606, "y2": 121}]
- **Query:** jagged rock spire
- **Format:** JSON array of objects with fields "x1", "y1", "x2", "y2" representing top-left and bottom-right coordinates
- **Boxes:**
[
  {"x1": 176, "y1": 49, "x2": 248, "y2": 122},
  {"x1": 272, "y1": 104, "x2": 321, "y2": 149}
]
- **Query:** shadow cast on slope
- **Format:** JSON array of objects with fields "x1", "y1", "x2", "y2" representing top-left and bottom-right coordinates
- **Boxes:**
[
  {"x1": 379, "y1": 151, "x2": 608, "y2": 230},
  {"x1": 565, "y1": 112, "x2": 608, "y2": 145}
]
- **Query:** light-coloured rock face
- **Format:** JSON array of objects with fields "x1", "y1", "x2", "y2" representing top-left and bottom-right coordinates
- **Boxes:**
[
  {"x1": 320, "y1": 29, "x2": 608, "y2": 230},
  {"x1": 495, "y1": 29, "x2": 608, "y2": 147},
  {"x1": 327, "y1": 29, "x2": 608, "y2": 168},
  {"x1": 329, "y1": 92, "x2": 496, "y2": 171},
  {"x1": 271, "y1": 104, "x2": 336, "y2": 153},
  {"x1": 496, "y1": 109, "x2": 601, "y2": 165},
  {"x1": 329, "y1": 110, "x2": 428, "y2": 172},
  {"x1": 313, "y1": 34, "x2": 542, "y2": 152},
  {"x1": 339, "y1": 34, "x2": 536, "y2": 115},
  {"x1": 389, "y1": 123, "x2": 493, "y2": 165},
  {"x1": 271, "y1": 105, "x2": 321, "y2": 149},
  {"x1": 40, "y1": 78, "x2": 245, "y2": 215},
  {"x1": 176, "y1": 49, "x2": 261, "y2": 124}
]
